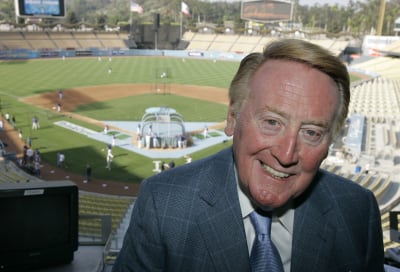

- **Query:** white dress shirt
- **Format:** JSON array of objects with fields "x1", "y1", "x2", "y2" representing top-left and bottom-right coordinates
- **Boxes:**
[{"x1": 235, "y1": 167, "x2": 294, "y2": 272}]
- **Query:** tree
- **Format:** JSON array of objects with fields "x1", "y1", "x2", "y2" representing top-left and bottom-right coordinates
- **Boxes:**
[
  {"x1": 0, "y1": 0, "x2": 15, "y2": 23},
  {"x1": 96, "y1": 13, "x2": 108, "y2": 30},
  {"x1": 66, "y1": 11, "x2": 79, "y2": 26},
  {"x1": 0, "y1": 0, "x2": 398, "y2": 36}
]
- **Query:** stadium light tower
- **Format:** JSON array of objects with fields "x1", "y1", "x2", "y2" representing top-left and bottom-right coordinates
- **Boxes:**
[{"x1": 376, "y1": 0, "x2": 386, "y2": 36}]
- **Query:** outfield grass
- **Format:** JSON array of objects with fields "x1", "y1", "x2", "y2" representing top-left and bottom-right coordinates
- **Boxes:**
[
  {"x1": 0, "y1": 57, "x2": 238, "y2": 184},
  {"x1": 0, "y1": 56, "x2": 365, "y2": 185},
  {"x1": 0, "y1": 57, "x2": 238, "y2": 96}
]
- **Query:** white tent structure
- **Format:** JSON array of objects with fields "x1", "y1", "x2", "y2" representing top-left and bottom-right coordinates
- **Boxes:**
[{"x1": 140, "y1": 107, "x2": 186, "y2": 148}]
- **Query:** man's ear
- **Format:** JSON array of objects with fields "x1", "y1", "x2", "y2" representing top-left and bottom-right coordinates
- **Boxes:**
[{"x1": 224, "y1": 104, "x2": 236, "y2": 136}]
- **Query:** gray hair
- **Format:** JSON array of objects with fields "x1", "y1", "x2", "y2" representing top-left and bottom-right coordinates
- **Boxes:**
[{"x1": 228, "y1": 38, "x2": 350, "y2": 137}]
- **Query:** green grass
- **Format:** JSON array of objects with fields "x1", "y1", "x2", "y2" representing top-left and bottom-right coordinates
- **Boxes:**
[
  {"x1": 0, "y1": 57, "x2": 238, "y2": 185},
  {"x1": 0, "y1": 96, "x2": 229, "y2": 183},
  {"x1": 0, "y1": 57, "x2": 239, "y2": 96},
  {"x1": 0, "y1": 56, "x2": 366, "y2": 187},
  {"x1": 75, "y1": 94, "x2": 227, "y2": 122}
]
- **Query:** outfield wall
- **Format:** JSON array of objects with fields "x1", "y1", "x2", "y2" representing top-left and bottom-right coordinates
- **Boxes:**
[{"x1": 0, "y1": 48, "x2": 245, "y2": 61}]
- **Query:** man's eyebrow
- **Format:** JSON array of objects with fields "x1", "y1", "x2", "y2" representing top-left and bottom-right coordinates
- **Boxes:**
[
  {"x1": 260, "y1": 105, "x2": 287, "y2": 118},
  {"x1": 263, "y1": 105, "x2": 331, "y2": 129},
  {"x1": 300, "y1": 120, "x2": 330, "y2": 130}
]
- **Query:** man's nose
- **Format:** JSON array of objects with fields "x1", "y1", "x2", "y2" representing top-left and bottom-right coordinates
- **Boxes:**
[{"x1": 271, "y1": 131, "x2": 299, "y2": 167}]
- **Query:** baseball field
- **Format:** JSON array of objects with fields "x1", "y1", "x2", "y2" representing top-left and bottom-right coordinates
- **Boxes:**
[
  {"x1": 0, "y1": 56, "x2": 364, "y2": 195},
  {"x1": 0, "y1": 56, "x2": 241, "y2": 195}
]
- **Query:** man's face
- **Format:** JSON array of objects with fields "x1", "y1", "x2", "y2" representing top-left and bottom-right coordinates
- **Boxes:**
[{"x1": 225, "y1": 60, "x2": 340, "y2": 209}]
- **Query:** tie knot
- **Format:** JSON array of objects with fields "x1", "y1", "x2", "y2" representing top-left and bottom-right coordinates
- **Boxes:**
[{"x1": 250, "y1": 210, "x2": 272, "y2": 236}]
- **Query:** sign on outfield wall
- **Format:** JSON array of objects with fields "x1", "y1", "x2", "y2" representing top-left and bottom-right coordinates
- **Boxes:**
[{"x1": 241, "y1": 0, "x2": 293, "y2": 22}]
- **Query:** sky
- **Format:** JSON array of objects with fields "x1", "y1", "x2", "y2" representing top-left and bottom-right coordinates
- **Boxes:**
[
  {"x1": 299, "y1": 0, "x2": 351, "y2": 6},
  {"x1": 205, "y1": 0, "x2": 363, "y2": 8},
  {"x1": 208, "y1": 0, "x2": 355, "y2": 7}
]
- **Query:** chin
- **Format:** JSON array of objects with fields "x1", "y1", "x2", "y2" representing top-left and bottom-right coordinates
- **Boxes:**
[{"x1": 249, "y1": 187, "x2": 289, "y2": 210}]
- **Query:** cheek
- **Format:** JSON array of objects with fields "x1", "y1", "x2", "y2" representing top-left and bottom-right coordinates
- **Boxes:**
[
  {"x1": 234, "y1": 112, "x2": 265, "y2": 145},
  {"x1": 232, "y1": 120, "x2": 263, "y2": 156},
  {"x1": 300, "y1": 147, "x2": 329, "y2": 172},
  {"x1": 232, "y1": 119, "x2": 258, "y2": 169}
]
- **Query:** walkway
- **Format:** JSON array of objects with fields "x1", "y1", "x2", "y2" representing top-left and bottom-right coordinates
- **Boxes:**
[{"x1": 55, "y1": 120, "x2": 231, "y2": 159}]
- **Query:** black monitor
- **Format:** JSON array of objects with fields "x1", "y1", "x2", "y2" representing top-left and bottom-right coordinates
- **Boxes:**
[
  {"x1": 14, "y1": 0, "x2": 66, "y2": 18},
  {"x1": 0, "y1": 180, "x2": 78, "y2": 271}
]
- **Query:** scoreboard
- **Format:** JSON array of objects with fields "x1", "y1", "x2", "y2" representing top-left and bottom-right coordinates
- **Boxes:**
[
  {"x1": 15, "y1": 0, "x2": 66, "y2": 18},
  {"x1": 241, "y1": 0, "x2": 293, "y2": 22}
]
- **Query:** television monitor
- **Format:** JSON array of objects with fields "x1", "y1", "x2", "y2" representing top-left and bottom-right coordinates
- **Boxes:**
[
  {"x1": 14, "y1": 0, "x2": 66, "y2": 18},
  {"x1": 0, "y1": 180, "x2": 78, "y2": 271}
]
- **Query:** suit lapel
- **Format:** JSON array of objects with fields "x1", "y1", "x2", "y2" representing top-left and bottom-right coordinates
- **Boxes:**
[
  {"x1": 291, "y1": 171, "x2": 335, "y2": 272},
  {"x1": 192, "y1": 150, "x2": 337, "y2": 272},
  {"x1": 196, "y1": 148, "x2": 250, "y2": 272}
]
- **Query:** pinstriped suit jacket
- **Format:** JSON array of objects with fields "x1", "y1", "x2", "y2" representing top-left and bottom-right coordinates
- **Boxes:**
[{"x1": 112, "y1": 147, "x2": 384, "y2": 272}]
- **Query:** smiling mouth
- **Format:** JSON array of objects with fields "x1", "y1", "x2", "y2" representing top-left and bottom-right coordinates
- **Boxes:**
[{"x1": 260, "y1": 162, "x2": 290, "y2": 179}]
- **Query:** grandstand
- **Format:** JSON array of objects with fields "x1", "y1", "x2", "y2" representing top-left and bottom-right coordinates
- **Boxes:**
[
  {"x1": 208, "y1": 34, "x2": 239, "y2": 52},
  {"x1": 0, "y1": 30, "x2": 350, "y2": 56},
  {"x1": 230, "y1": 35, "x2": 261, "y2": 53},
  {"x1": 0, "y1": 31, "x2": 127, "y2": 50},
  {"x1": 49, "y1": 32, "x2": 80, "y2": 49},
  {"x1": 0, "y1": 155, "x2": 42, "y2": 183},
  {"x1": 79, "y1": 192, "x2": 133, "y2": 244},
  {"x1": 0, "y1": 31, "x2": 31, "y2": 50},
  {"x1": 353, "y1": 57, "x2": 400, "y2": 80},
  {"x1": 320, "y1": 41, "x2": 400, "y2": 254},
  {"x1": 182, "y1": 32, "x2": 349, "y2": 55}
]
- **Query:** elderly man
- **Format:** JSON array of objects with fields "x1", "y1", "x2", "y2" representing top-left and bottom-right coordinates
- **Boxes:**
[{"x1": 113, "y1": 39, "x2": 384, "y2": 272}]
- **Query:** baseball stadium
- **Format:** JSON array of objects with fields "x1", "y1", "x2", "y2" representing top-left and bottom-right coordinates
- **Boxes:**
[{"x1": 2, "y1": 0, "x2": 400, "y2": 271}]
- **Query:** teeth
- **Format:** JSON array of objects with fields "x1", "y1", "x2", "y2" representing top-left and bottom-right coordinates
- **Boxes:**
[{"x1": 261, "y1": 163, "x2": 290, "y2": 179}]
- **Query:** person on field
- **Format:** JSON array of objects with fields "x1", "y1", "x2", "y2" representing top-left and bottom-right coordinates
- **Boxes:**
[{"x1": 106, "y1": 146, "x2": 114, "y2": 170}]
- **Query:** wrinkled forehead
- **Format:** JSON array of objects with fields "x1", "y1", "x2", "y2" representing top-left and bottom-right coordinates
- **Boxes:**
[{"x1": 247, "y1": 59, "x2": 341, "y2": 123}]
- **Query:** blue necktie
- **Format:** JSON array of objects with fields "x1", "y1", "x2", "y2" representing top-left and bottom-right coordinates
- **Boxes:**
[{"x1": 250, "y1": 211, "x2": 284, "y2": 272}]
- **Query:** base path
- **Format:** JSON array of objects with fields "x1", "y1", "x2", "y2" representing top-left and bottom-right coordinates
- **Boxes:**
[{"x1": 21, "y1": 83, "x2": 229, "y2": 112}]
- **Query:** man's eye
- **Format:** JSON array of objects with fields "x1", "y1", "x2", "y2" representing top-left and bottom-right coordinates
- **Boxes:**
[
  {"x1": 301, "y1": 129, "x2": 324, "y2": 144},
  {"x1": 257, "y1": 118, "x2": 282, "y2": 134},
  {"x1": 306, "y1": 130, "x2": 320, "y2": 137},
  {"x1": 261, "y1": 119, "x2": 281, "y2": 130},
  {"x1": 266, "y1": 119, "x2": 278, "y2": 126}
]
